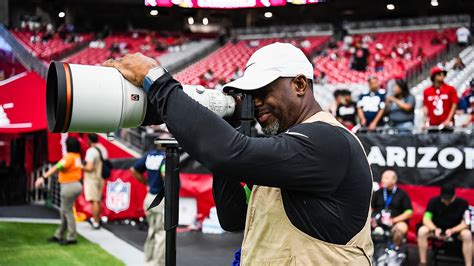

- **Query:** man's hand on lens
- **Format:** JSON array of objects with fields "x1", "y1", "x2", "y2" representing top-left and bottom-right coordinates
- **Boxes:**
[{"x1": 103, "y1": 52, "x2": 159, "y2": 87}]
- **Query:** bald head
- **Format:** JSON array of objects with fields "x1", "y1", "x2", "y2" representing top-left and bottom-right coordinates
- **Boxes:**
[{"x1": 381, "y1": 170, "x2": 398, "y2": 189}]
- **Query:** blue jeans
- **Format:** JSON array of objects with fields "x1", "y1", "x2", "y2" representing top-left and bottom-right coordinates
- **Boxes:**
[{"x1": 393, "y1": 121, "x2": 414, "y2": 134}]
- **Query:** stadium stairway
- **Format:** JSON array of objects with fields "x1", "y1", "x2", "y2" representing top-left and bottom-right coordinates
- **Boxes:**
[
  {"x1": 159, "y1": 39, "x2": 219, "y2": 73},
  {"x1": 174, "y1": 35, "x2": 330, "y2": 85},
  {"x1": 0, "y1": 24, "x2": 48, "y2": 77},
  {"x1": 11, "y1": 30, "x2": 93, "y2": 62}
]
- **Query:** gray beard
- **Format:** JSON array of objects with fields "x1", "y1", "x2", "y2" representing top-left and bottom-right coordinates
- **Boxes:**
[{"x1": 262, "y1": 121, "x2": 280, "y2": 136}]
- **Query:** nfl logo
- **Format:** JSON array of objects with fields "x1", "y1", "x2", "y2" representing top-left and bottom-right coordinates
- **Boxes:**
[{"x1": 106, "y1": 178, "x2": 131, "y2": 213}]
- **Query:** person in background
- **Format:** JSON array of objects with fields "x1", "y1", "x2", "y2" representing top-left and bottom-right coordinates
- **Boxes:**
[
  {"x1": 232, "y1": 66, "x2": 243, "y2": 80},
  {"x1": 35, "y1": 137, "x2": 83, "y2": 245},
  {"x1": 329, "y1": 89, "x2": 343, "y2": 116},
  {"x1": 452, "y1": 56, "x2": 466, "y2": 71},
  {"x1": 351, "y1": 41, "x2": 370, "y2": 72},
  {"x1": 459, "y1": 79, "x2": 474, "y2": 127},
  {"x1": 456, "y1": 26, "x2": 471, "y2": 47},
  {"x1": 214, "y1": 77, "x2": 226, "y2": 91},
  {"x1": 42, "y1": 23, "x2": 54, "y2": 43},
  {"x1": 83, "y1": 133, "x2": 108, "y2": 229},
  {"x1": 373, "y1": 43, "x2": 385, "y2": 72},
  {"x1": 318, "y1": 71, "x2": 328, "y2": 85},
  {"x1": 357, "y1": 76, "x2": 386, "y2": 131},
  {"x1": 204, "y1": 69, "x2": 214, "y2": 81},
  {"x1": 198, "y1": 74, "x2": 208, "y2": 88},
  {"x1": 371, "y1": 170, "x2": 412, "y2": 250},
  {"x1": 130, "y1": 143, "x2": 166, "y2": 266},
  {"x1": 417, "y1": 184, "x2": 472, "y2": 266},
  {"x1": 335, "y1": 89, "x2": 357, "y2": 130},
  {"x1": 416, "y1": 47, "x2": 425, "y2": 61},
  {"x1": 385, "y1": 79, "x2": 415, "y2": 133},
  {"x1": 423, "y1": 66, "x2": 459, "y2": 132}
]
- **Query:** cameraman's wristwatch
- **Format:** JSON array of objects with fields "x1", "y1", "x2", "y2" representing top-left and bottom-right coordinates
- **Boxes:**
[{"x1": 143, "y1": 66, "x2": 167, "y2": 92}]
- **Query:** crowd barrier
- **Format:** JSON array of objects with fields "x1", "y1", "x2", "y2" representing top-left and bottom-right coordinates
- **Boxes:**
[{"x1": 29, "y1": 132, "x2": 473, "y2": 239}]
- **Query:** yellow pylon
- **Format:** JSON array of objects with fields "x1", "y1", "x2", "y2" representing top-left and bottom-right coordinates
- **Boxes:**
[{"x1": 73, "y1": 206, "x2": 87, "y2": 222}]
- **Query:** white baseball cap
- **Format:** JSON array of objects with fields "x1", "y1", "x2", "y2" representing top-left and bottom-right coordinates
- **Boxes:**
[{"x1": 223, "y1": 42, "x2": 314, "y2": 92}]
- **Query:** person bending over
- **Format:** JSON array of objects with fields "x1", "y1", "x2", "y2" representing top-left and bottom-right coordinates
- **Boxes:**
[
  {"x1": 417, "y1": 184, "x2": 471, "y2": 266},
  {"x1": 104, "y1": 43, "x2": 374, "y2": 265}
]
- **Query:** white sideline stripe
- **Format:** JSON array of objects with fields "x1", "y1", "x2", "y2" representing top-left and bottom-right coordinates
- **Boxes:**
[
  {"x1": 76, "y1": 222, "x2": 144, "y2": 266},
  {"x1": 0, "y1": 72, "x2": 28, "y2": 86},
  {"x1": 0, "y1": 122, "x2": 32, "y2": 128},
  {"x1": 0, "y1": 218, "x2": 144, "y2": 266},
  {"x1": 0, "y1": 217, "x2": 60, "y2": 224}
]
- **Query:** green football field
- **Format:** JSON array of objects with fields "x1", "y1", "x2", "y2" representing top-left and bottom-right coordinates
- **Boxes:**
[{"x1": 0, "y1": 222, "x2": 124, "y2": 266}]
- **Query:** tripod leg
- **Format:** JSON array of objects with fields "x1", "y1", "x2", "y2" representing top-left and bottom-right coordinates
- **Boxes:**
[{"x1": 164, "y1": 145, "x2": 180, "y2": 266}]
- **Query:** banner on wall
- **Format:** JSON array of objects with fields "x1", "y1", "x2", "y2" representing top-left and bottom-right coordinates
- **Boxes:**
[
  {"x1": 74, "y1": 161, "x2": 148, "y2": 221},
  {"x1": 357, "y1": 133, "x2": 474, "y2": 187},
  {"x1": 74, "y1": 158, "x2": 214, "y2": 221}
]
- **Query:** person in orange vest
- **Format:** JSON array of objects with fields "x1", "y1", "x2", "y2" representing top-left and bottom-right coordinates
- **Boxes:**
[{"x1": 35, "y1": 137, "x2": 83, "y2": 245}]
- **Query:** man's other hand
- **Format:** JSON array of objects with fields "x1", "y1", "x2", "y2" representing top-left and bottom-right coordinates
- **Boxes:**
[
  {"x1": 444, "y1": 228, "x2": 453, "y2": 237},
  {"x1": 103, "y1": 53, "x2": 159, "y2": 87}
]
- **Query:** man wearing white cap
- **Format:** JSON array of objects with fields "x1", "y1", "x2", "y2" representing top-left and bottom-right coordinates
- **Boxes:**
[{"x1": 105, "y1": 42, "x2": 374, "y2": 265}]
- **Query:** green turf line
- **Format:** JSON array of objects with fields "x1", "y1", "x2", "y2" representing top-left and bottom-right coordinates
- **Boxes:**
[{"x1": 0, "y1": 222, "x2": 124, "y2": 266}]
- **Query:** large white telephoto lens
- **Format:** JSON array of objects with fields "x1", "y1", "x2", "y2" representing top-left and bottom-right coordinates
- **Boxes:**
[
  {"x1": 47, "y1": 61, "x2": 148, "y2": 133},
  {"x1": 47, "y1": 62, "x2": 236, "y2": 133},
  {"x1": 182, "y1": 85, "x2": 235, "y2": 118}
]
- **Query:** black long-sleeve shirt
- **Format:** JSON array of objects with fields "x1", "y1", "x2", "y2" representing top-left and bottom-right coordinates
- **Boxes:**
[{"x1": 145, "y1": 73, "x2": 373, "y2": 245}]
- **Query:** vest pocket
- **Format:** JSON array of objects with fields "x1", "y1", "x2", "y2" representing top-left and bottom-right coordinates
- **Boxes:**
[{"x1": 246, "y1": 256, "x2": 295, "y2": 266}]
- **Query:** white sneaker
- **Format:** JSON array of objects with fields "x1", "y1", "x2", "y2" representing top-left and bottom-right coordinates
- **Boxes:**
[{"x1": 89, "y1": 218, "x2": 101, "y2": 229}]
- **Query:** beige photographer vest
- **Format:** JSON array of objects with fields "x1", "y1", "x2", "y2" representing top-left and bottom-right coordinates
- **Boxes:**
[{"x1": 240, "y1": 112, "x2": 374, "y2": 266}]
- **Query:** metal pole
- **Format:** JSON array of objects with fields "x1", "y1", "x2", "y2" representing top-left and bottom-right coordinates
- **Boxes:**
[{"x1": 158, "y1": 139, "x2": 180, "y2": 266}]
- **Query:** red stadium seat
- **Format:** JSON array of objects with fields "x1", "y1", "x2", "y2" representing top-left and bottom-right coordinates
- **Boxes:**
[
  {"x1": 11, "y1": 30, "x2": 92, "y2": 62},
  {"x1": 312, "y1": 29, "x2": 456, "y2": 85},
  {"x1": 63, "y1": 33, "x2": 176, "y2": 66},
  {"x1": 174, "y1": 36, "x2": 330, "y2": 85}
]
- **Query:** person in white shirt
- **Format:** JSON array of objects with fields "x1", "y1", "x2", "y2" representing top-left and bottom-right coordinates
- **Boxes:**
[
  {"x1": 83, "y1": 133, "x2": 108, "y2": 229},
  {"x1": 456, "y1": 26, "x2": 471, "y2": 47}
]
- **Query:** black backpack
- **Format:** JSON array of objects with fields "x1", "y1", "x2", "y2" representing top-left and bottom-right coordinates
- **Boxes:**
[{"x1": 95, "y1": 147, "x2": 112, "y2": 179}]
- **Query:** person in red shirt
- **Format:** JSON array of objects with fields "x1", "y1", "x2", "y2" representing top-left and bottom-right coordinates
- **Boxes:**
[
  {"x1": 373, "y1": 43, "x2": 385, "y2": 72},
  {"x1": 198, "y1": 74, "x2": 208, "y2": 88},
  {"x1": 459, "y1": 80, "x2": 474, "y2": 127},
  {"x1": 423, "y1": 66, "x2": 459, "y2": 131}
]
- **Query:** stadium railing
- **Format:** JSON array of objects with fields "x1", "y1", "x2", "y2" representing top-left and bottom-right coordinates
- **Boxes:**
[
  {"x1": 345, "y1": 14, "x2": 470, "y2": 34},
  {"x1": 0, "y1": 24, "x2": 48, "y2": 78},
  {"x1": 232, "y1": 23, "x2": 333, "y2": 40},
  {"x1": 354, "y1": 126, "x2": 472, "y2": 135},
  {"x1": 406, "y1": 41, "x2": 462, "y2": 87},
  {"x1": 160, "y1": 39, "x2": 219, "y2": 74},
  {"x1": 28, "y1": 164, "x2": 61, "y2": 210}
]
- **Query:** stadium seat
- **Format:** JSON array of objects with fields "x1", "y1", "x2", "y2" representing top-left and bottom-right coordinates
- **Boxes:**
[
  {"x1": 312, "y1": 29, "x2": 456, "y2": 85},
  {"x1": 11, "y1": 30, "x2": 92, "y2": 62},
  {"x1": 174, "y1": 36, "x2": 330, "y2": 85},
  {"x1": 63, "y1": 33, "x2": 177, "y2": 65}
]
